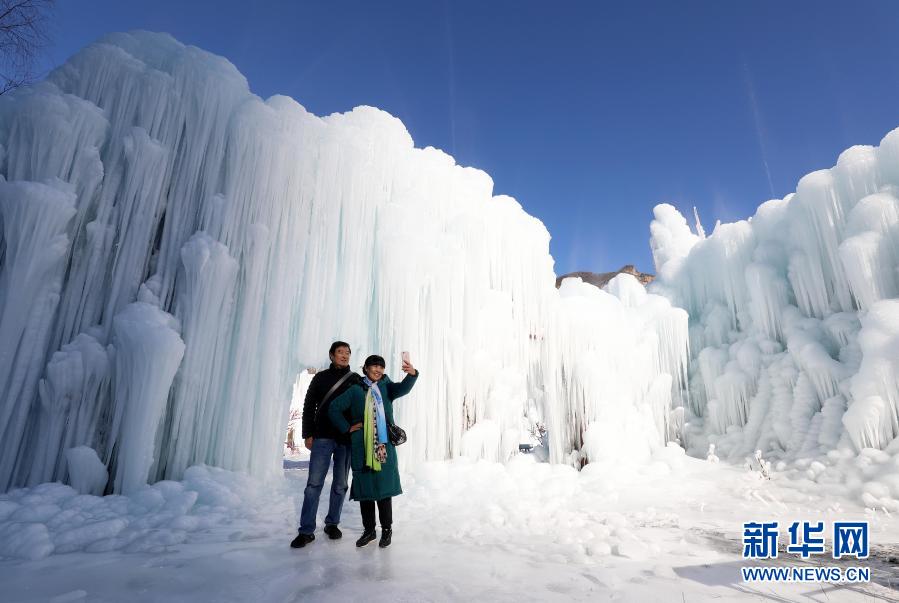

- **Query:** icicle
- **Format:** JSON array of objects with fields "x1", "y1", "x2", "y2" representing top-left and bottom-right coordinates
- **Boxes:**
[
  {"x1": 838, "y1": 193, "x2": 899, "y2": 310},
  {"x1": 693, "y1": 205, "x2": 707, "y2": 239},
  {"x1": 155, "y1": 233, "x2": 238, "y2": 480},
  {"x1": 109, "y1": 302, "x2": 184, "y2": 494},
  {"x1": 746, "y1": 262, "x2": 788, "y2": 341},
  {"x1": 0, "y1": 181, "x2": 76, "y2": 491},
  {"x1": 844, "y1": 300, "x2": 899, "y2": 450},
  {"x1": 24, "y1": 333, "x2": 111, "y2": 486}
]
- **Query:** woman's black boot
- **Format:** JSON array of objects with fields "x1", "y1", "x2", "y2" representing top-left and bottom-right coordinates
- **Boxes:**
[
  {"x1": 356, "y1": 529, "x2": 376, "y2": 547},
  {"x1": 378, "y1": 528, "x2": 392, "y2": 548}
]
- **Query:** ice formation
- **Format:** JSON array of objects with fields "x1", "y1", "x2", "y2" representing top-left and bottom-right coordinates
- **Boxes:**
[
  {"x1": 0, "y1": 32, "x2": 687, "y2": 493},
  {"x1": 0, "y1": 464, "x2": 284, "y2": 560},
  {"x1": 651, "y1": 142, "x2": 899, "y2": 465}
]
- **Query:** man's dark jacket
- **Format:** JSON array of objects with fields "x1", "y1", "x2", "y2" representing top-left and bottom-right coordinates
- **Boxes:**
[{"x1": 301, "y1": 364, "x2": 360, "y2": 441}]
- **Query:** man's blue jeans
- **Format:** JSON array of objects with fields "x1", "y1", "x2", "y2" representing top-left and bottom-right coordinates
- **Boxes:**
[{"x1": 298, "y1": 438, "x2": 351, "y2": 534}]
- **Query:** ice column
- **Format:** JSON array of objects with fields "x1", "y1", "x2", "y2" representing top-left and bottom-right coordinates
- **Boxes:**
[
  {"x1": 109, "y1": 302, "x2": 184, "y2": 494},
  {"x1": 0, "y1": 181, "x2": 76, "y2": 491}
]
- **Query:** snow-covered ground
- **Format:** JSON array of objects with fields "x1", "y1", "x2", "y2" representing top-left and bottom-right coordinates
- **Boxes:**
[{"x1": 2, "y1": 451, "x2": 896, "y2": 602}]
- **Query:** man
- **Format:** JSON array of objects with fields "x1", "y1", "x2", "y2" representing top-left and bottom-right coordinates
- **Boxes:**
[{"x1": 291, "y1": 341, "x2": 359, "y2": 548}]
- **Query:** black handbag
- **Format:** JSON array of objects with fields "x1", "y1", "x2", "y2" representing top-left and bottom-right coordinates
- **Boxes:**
[{"x1": 388, "y1": 422, "x2": 406, "y2": 446}]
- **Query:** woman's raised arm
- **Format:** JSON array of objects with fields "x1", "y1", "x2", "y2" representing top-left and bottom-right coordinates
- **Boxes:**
[{"x1": 387, "y1": 370, "x2": 419, "y2": 400}]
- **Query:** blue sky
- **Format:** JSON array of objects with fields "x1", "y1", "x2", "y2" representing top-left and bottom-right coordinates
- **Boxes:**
[{"x1": 39, "y1": 1, "x2": 899, "y2": 275}]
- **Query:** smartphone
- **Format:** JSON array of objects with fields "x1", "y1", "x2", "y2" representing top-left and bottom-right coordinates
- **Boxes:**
[{"x1": 401, "y1": 351, "x2": 411, "y2": 365}]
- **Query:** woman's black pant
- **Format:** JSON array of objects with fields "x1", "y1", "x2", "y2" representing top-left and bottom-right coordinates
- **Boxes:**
[{"x1": 360, "y1": 498, "x2": 392, "y2": 530}]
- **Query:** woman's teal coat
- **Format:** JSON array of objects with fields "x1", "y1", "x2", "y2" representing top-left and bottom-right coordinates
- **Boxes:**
[{"x1": 328, "y1": 371, "x2": 419, "y2": 501}]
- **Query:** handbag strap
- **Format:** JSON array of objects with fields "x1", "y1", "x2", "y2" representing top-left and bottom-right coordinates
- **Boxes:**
[{"x1": 315, "y1": 370, "x2": 355, "y2": 422}]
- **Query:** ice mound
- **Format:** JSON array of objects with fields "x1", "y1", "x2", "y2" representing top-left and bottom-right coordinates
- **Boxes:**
[
  {"x1": 64, "y1": 446, "x2": 107, "y2": 496},
  {"x1": 0, "y1": 465, "x2": 287, "y2": 560}
]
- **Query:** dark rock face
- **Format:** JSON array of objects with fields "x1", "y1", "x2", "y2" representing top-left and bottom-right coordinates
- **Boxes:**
[{"x1": 554, "y1": 265, "x2": 655, "y2": 289}]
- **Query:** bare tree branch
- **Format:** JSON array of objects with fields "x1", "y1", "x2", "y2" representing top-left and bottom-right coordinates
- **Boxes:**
[{"x1": 0, "y1": 0, "x2": 53, "y2": 95}]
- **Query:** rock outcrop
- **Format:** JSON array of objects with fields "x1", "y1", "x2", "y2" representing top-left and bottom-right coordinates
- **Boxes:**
[{"x1": 555, "y1": 265, "x2": 654, "y2": 289}]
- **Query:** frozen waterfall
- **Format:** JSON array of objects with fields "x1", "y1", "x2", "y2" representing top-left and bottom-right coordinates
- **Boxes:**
[
  {"x1": 0, "y1": 31, "x2": 688, "y2": 493},
  {"x1": 650, "y1": 142, "x2": 899, "y2": 464}
]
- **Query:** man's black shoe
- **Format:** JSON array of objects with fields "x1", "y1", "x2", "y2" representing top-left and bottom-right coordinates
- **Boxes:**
[
  {"x1": 324, "y1": 524, "x2": 342, "y2": 540},
  {"x1": 290, "y1": 533, "x2": 315, "y2": 548},
  {"x1": 378, "y1": 528, "x2": 392, "y2": 548},
  {"x1": 355, "y1": 529, "x2": 376, "y2": 547}
]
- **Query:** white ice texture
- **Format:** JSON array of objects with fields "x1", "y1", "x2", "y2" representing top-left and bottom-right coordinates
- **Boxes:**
[
  {"x1": 650, "y1": 143, "x2": 899, "y2": 464},
  {"x1": 0, "y1": 464, "x2": 275, "y2": 560},
  {"x1": 0, "y1": 32, "x2": 688, "y2": 493}
]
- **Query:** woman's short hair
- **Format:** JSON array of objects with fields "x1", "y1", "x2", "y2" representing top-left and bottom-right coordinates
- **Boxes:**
[
  {"x1": 329, "y1": 341, "x2": 351, "y2": 356},
  {"x1": 363, "y1": 354, "x2": 386, "y2": 368}
]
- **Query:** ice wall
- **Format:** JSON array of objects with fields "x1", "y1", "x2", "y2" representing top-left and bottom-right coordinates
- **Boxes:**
[
  {"x1": 651, "y1": 141, "x2": 899, "y2": 463},
  {"x1": 0, "y1": 31, "x2": 686, "y2": 493}
]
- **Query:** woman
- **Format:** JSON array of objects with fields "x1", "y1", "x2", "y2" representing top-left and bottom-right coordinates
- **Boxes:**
[{"x1": 328, "y1": 353, "x2": 418, "y2": 548}]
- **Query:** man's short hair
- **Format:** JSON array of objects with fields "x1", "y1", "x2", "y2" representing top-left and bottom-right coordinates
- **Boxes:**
[{"x1": 329, "y1": 341, "x2": 351, "y2": 356}]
